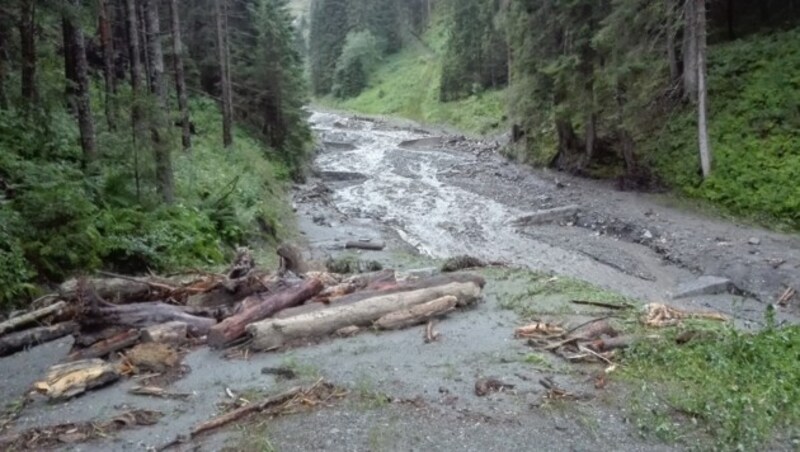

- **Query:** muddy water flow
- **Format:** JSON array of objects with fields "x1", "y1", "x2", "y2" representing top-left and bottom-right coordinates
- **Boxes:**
[{"x1": 310, "y1": 111, "x2": 691, "y2": 301}]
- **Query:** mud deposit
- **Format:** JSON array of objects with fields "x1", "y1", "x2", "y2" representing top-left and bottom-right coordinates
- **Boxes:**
[{"x1": 1, "y1": 111, "x2": 798, "y2": 451}]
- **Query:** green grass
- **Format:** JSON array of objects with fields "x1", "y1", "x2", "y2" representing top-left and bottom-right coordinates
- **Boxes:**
[
  {"x1": 622, "y1": 323, "x2": 800, "y2": 450},
  {"x1": 320, "y1": 17, "x2": 507, "y2": 136},
  {"x1": 645, "y1": 28, "x2": 800, "y2": 230}
]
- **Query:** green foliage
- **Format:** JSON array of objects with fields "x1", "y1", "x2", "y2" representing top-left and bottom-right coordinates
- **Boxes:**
[
  {"x1": 323, "y1": 15, "x2": 507, "y2": 136},
  {"x1": 439, "y1": 0, "x2": 508, "y2": 101},
  {"x1": 332, "y1": 31, "x2": 382, "y2": 98},
  {"x1": 645, "y1": 29, "x2": 800, "y2": 229},
  {"x1": 624, "y1": 325, "x2": 800, "y2": 449}
]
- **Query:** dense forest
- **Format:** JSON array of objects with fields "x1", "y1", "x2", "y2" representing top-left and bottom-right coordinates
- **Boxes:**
[
  {"x1": 308, "y1": 0, "x2": 800, "y2": 229},
  {"x1": 0, "y1": 0, "x2": 309, "y2": 308}
]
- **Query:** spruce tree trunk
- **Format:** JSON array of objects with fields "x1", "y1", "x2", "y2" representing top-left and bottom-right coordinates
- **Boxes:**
[
  {"x1": 65, "y1": 0, "x2": 97, "y2": 167},
  {"x1": 215, "y1": 0, "x2": 233, "y2": 148},
  {"x1": 0, "y1": 24, "x2": 6, "y2": 109},
  {"x1": 126, "y1": 0, "x2": 145, "y2": 199},
  {"x1": 138, "y1": 2, "x2": 152, "y2": 91},
  {"x1": 169, "y1": 0, "x2": 191, "y2": 151},
  {"x1": 18, "y1": 0, "x2": 37, "y2": 102},
  {"x1": 696, "y1": 0, "x2": 712, "y2": 178},
  {"x1": 144, "y1": 0, "x2": 175, "y2": 204},
  {"x1": 99, "y1": 0, "x2": 117, "y2": 130},
  {"x1": 682, "y1": 0, "x2": 698, "y2": 101},
  {"x1": 62, "y1": 17, "x2": 77, "y2": 107},
  {"x1": 665, "y1": 0, "x2": 680, "y2": 86}
]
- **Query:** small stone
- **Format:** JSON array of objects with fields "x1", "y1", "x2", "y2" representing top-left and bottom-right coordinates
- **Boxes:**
[
  {"x1": 748, "y1": 237, "x2": 761, "y2": 246},
  {"x1": 642, "y1": 230, "x2": 654, "y2": 240}
]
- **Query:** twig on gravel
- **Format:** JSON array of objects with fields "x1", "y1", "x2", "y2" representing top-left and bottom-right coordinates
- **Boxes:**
[{"x1": 570, "y1": 300, "x2": 634, "y2": 310}]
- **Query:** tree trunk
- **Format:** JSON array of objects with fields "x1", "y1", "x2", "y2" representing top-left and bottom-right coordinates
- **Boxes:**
[
  {"x1": 0, "y1": 301, "x2": 68, "y2": 335},
  {"x1": 18, "y1": 0, "x2": 37, "y2": 102},
  {"x1": 68, "y1": 329, "x2": 141, "y2": 361},
  {"x1": 65, "y1": 0, "x2": 97, "y2": 167},
  {"x1": 0, "y1": 18, "x2": 7, "y2": 109},
  {"x1": 144, "y1": 0, "x2": 175, "y2": 204},
  {"x1": 682, "y1": 0, "x2": 698, "y2": 101},
  {"x1": 169, "y1": 0, "x2": 191, "y2": 151},
  {"x1": 247, "y1": 281, "x2": 483, "y2": 351},
  {"x1": 0, "y1": 322, "x2": 78, "y2": 357},
  {"x1": 126, "y1": 0, "x2": 145, "y2": 199},
  {"x1": 33, "y1": 359, "x2": 120, "y2": 400},
  {"x1": 207, "y1": 278, "x2": 324, "y2": 348},
  {"x1": 62, "y1": 17, "x2": 77, "y2": 105},
  {"x1": 215, "y1": 0, "x2": 233, "y2": 147},
  {"x1": 142, "y1": 321, "x2": 188, "y2": 344},
  {"x1": 374, "y1": 295, "x2": 457, "y2": 330},
  {"x1": 138, "y1": 2, "x2": 152, "y2": 91},
  {"x1": 81, "y1": 301, "x2": 217, "y2": 336},
  {"x1": 99, "y1": 0, "x2": 116, "y2": 130},
  {"x1": 696, "y1": 0, "x2": 712, "y2": 178},
  {"x1": 665, "y1": 0, "x2": 680, "y2": 86}
]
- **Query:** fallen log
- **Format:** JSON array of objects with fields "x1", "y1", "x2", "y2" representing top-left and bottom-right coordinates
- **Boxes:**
[
  {"x1": 247, "y1": 281, "x2": 482, "y2": 350},
  {"x1": 588, "y1": 335, "x2": 638, "y2": 352},
  {"x1": 186, "y1": 271, "x2": 285, "y2": 308},
  {"x1": 0, "y1": 301, "x2": 67, "y2": 336},
  {"x1": 0, "y1": 321, "x2": 78, "y2": 357},
  {"x1": 190, "y1": 386, "x2": 303, "y2": 437},
  {"x1": 68, "y1": 329, "x2": 141, "y2": 361},
  {"x1": 374, "y1": 296, "x2": 457, "y2": 330},
  {"x1": 345, "y1": 240, "x2": 385, "y2": 251},
  {"x1": 33, "y1": 358, "x2": 120, "y2": 400},
  {"x1": 60, "y1": 277, "x2": 172, "y2": 303},
  {"x1": 324, "y1": 273, "x2": 486, "y2": 308},
  {"x1": 142, "y1": 321, "x2": 188, "y2": 345},
  {"x1": 207, "y1": 278, "x2": 324, "y2": 348},
  {"x1": 82, "y1": 302, "x2": 217, "y2": 336}
]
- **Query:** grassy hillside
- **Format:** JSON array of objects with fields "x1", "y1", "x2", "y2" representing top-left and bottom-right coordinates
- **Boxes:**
[
  {"x1": 645, "y1": 28, "x2": 800, "y2": 229},
  {"x1": 322, "y1": 17, "x2": 507, "y2": 136}
]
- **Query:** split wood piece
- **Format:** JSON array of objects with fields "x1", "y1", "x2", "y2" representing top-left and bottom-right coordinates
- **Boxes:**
[
  {"x1": 68, "y1": 329, "x2": 141, "y2": 361},
  {"x1": 424, "y1": 321, "x2": 439, "y2": 343},
  {"x1": 207, "y1": 278, "x2": 324, "y2": 348},
  {"x1": 129, "y1": 385, "x2": 191, "y2": 400},
  {"x1": 545, "y1": 319, "x2": 617, "y2": 351},
  {"x1": 186, "y1": 271, "x2": 284, "y2": 308},
  {"x1": 142, "y1": 321, "x2": 188, "y2": 345},
  {"x1": 345, "y1": 241, "x2": 385, "y2": 251},
  {"x1": 0, "y1": 321, "x2": 78, "y2": 357},
  {"x1": 33, "y1": 358, "x2": 120, "y2": 400},
  {"x1": 642, "y1": 303, "x2": 728, "y2": 327},
  {"x1": 248, "y1": 281, "x2": 482, "y2": 351},
  {"x1": 778, "y1": 287, "x2": 796, "y2": 307},
  {"x1": 374, "y1": 296, "x2": 457, "y2": 330},
  {"x1": 190, "y1": 386, "x2": 303, "y2": 437},
  {"x1": 82, "y1": 301, "x2": 217, "y2": 336},
  {"x1": 0, "y1": 301, "x2": 67, "y2": 336}
]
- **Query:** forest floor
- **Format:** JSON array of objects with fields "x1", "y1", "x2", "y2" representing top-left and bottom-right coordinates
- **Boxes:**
[{"x1": 1, "y1": 110, "x2": 798, "y2": 451}]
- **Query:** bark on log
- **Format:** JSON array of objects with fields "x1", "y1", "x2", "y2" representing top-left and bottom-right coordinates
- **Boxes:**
[
  {"x1": 68, "y1": 329, "x2": 141, "y2": 361},
  {"x1": 186, "y1": 272, "x2": 285, "y2": 308},
  {"x1": 247, "y1": 281, "x2": 482, "y2": 351},
  {"x1": 0, "y1": 301, "x2": 67, "y2": 336},
  {"x1": 345, "y1": 241, "x2": 385, "y2": 251},
  {"x1": 207, "y1": 278, "x2": 324, "y2": 348},
  {"x1": 374, "y1": 296, "x2": 457, "y2": 330},
  {"x1": 59, "y1": 277, "x2": 163, "y2": 303},
  {"x1": 82, "y1": 302, "x2": 216, "y2": 336},
  {"x1": 588, "y1": 335, "x2": 637, "y2": 352},
  {"x1": 0, "y1": 321, "x2": 78, "y2": 357},
  {"x1": 326, "y1": 273, "x2": 485, "y2": 308},
  {"x1": 33, "y1": 358, "x2": 120, "y2": 400},
  {"x1": 142, "y1": 321, "x2": 188, "y2": 345}
]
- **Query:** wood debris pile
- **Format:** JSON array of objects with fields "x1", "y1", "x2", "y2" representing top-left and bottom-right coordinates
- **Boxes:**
[{"x1": 0, "y1": 247, "x2": 485, "y2": 402}]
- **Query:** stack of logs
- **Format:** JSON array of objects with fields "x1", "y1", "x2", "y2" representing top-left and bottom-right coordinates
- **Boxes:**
[{"x1": 0, "y1": 248, "x2": 485, "y2": 399}]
